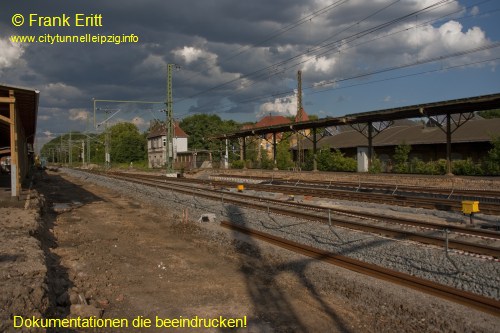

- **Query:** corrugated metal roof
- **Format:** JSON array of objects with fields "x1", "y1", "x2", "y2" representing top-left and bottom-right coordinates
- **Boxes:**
[
  {"x1": 300, "y1": 118, "x2": 500, "y2": 149},
  {"x1": 0, "y1": 84, "x2": 39, "y2": 146},
  {"x1": 215, "y1": 92, "x2": 500, "y2": 140}
]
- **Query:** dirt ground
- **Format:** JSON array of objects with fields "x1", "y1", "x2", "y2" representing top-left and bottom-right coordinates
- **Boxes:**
[{"x1": 1, "y1": 170, "x2": 499, "y2": 333}]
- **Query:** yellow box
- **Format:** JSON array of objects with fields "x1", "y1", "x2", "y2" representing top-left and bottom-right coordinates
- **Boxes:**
[
  {"x1": 462, "y1": 201, "x2": 479, "y2": 214},
  {"x1": 237, "y1": 184, "x2": 244, "y2": 192}
]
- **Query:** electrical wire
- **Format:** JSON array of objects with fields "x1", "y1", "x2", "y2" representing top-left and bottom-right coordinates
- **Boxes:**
[
  {"x1": 175, "y1": 1, "x2": 498, "y2": 115},
  {"x1": 177, "y1": 0, "x2": 455, "y2": 102}
]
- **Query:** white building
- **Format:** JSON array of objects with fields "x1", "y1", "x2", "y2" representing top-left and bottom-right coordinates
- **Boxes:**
[{"x1": 147, "y1": 122, "x2": 188, "y2": 168}]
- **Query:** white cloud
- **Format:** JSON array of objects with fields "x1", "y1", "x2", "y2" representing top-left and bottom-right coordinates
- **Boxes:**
[
  {"x1": 42, "y1": 83, "x2": 84, "y2": 107},
  {"x1": 258, "y1": 92, "x2": 298, "y2": 117},
  {"x1": 138, "y1": 54, "x2": 167, "y2": 70},
  {"x1": 470, "y1": 6, "x2": 479, "y2": 17},
  {"x1": 173, "y1": 46, "x2": 213, "y2": 65},
  {"x1": 303, "y1": 55, "x2": 336, "y2": 73},
  {"x1": 0, "y1": 38, "x2": 24, "y2": 72},
  {"x1": 69, "y1": 109, "x2": 89, "y2": 121}
]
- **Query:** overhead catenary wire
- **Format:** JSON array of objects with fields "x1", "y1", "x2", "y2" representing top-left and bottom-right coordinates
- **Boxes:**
[
  {"x1": 175, "y1": 0, "x2": 351, "y2": 87},
  {"x1": 176, "y1": 0, "x2": 457, "y2": 103},
  {"x1": 175, "y1": 0, "x2": 497, "y2": 116},
  {"x1": 182, "y1": 55, "x2": 500, "y2": 117}
]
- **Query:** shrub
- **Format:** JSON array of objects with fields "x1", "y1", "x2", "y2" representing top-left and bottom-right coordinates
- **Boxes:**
[
  {"x1": 409, "y1": 158, "x2": 445, "y2": 175},
  {"x1": 369, "y1": 157, "x2": 382, "y2": 173},
  {"x1": 393, "y1": 142, "x2": 411, "y2": 173},
  {"x1": 329, "y1": 150, "x2": 357, "y2": 172},
  {"x1": 452, "y1": 159, "x2": 483, "y2": 176},
  {"x1": 483, "y1": 136, "x2": 500, "y2": 175},
  {"x1": 231, "y1": 160, "x2": 245, "y2": 169},
  {"x1": 316, "y1": 149, "x2": 356, "y2": 172}
]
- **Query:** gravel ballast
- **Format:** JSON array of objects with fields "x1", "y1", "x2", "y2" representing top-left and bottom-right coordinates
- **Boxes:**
[{"x1": 65, "y1": 168, "x2": 500, "y2": 302}]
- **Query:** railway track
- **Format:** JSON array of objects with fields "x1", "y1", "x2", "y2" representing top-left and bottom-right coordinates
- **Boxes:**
[
  {"x1": 73, "y1": 169, "x2": 500, "y2": 317},
  {"x1": 208, "y1": 176, "x2": 500, "y2": 215},
  {"x1": 213, "y1": 173, "x2": 500, "y2": 202},
  {"x1": 221, "y1": 221, "x2": 500, "y2": 317},
  {"x1": 91, "y1": 170, "x2": 500, "y2": 258},
  {"x1": 102, "y1": 171, "x2": 500, "y2": 215}
]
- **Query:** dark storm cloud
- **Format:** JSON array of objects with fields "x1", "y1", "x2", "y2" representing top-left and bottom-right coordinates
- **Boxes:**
[{"x1": 1, "y1": 0, "x2": 498, "y2": 141}]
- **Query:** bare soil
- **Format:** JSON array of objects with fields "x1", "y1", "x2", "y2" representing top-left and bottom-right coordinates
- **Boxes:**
[{"x1": 1, "y1": 170, "x2": 499, "y2": 333}]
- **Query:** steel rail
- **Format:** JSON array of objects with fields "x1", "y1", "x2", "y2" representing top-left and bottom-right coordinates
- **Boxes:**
[
  {"x1": 107, "y1": 172, "x2": 500, "y2": 215},
  {"x1": 214, "y1": 173, "x2": 500, "y2": 199},
  {"x1": 220, "y1": 221, "x2": 500, "y2": 317},
  {"x1": 100, "y1": 172, "x2": 500, "y2": 258}
]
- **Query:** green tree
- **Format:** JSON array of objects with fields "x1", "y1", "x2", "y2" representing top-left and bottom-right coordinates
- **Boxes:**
[
  {"x1": 393, "y1": 142, "x2": 411, "y2": 173},
  {"x1": 483, "y1": 136, "x2": 500, "y2": 175},
  {"x1": 179, "y1": 114, "x2": 239, "y2": 152},
  {"x1": 316, "y1": 148, "x2": 332, "y2": 171},
  {"x1": 108, "y1": 123, "x2": 147, "y2": 163},
  {"x1": 276, "y1": 137, "x2": 294, "y2": 170},
  {"x1": 40, "y1": 132, "x2": 101, "y2": 165}
]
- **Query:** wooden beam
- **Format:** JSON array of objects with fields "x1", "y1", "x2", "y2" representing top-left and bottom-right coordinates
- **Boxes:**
[
  {"x1": 0, "y1": 148, "x2": 11, "y2": 155},
  {"x1": 9, "y1": 90, "x2": 20, "y2": 197},
  {"x1": 0, "y1": 96, "x2": 16, "y2": 104},
  {"x1": 0, "y1": 114, "x2": 12, "y2": 124}
]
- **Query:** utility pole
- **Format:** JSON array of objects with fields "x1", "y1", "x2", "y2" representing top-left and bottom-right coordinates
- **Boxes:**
[
  {"x1": 95, "y1": 107, "x2": 122, "y2": 169},
  {"x1": 82, "y1": 140, "x2": 85, "y2": 166},
  {"x1": 87, "y1": 135, "x2": 90, "y2": 166},
  {"x1": 105, "y1": 121, "x2": 110, "y2": 169},
  {"x1": 68, "y1": 131, "x2": 72, "y2": 166},
  {"x1": 225, "y1": 139, "x2": 229, "y2": 169},
  {"x1": 60, "y1": 135, "x2": 63, "y2": 164},
  {"x1": 165, "y1": 64, "x2": 179, "y2": 174},
  {"x1": 296, "y1": 70, "x2": 304, "y2": 168}
]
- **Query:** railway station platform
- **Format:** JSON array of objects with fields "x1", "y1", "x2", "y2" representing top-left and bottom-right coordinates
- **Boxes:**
[{"x1": 0, "y1": 173, "x2": 31, "y2": 208}]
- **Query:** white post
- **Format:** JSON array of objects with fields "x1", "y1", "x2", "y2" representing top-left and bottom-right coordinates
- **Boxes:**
[{"x1": 225, "y1": 139, "x2": 229, "y2": 169}]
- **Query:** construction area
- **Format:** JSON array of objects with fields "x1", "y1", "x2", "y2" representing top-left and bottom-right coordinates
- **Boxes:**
[
  {"x1": 1, "y1": 165, "x2": 499, "y2": 332},
  {"x1": 1, "y1": 82, "x2": 500, "y2": 332}
]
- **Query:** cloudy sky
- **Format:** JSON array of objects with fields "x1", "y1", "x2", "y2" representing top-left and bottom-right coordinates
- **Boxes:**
[{"x1": 1, "y1": 0, "x2": 499, "y2": 149}]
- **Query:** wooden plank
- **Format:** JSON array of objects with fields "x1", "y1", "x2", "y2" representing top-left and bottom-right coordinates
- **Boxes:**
[
  {"x1": 0, "y1": 148, "x2": 11, "y2": 155},
  {"x1": 0, "y1": 114, "x2": 12, "y2": 124},
  {"x1": 9, "y1": 90, "x2": 20, "y2": 197},
  {"x1": 0, "y1": 96, "x2": 16, "y2": 104}
]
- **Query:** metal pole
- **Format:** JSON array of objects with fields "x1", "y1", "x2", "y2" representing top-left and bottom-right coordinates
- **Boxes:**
[
  {"x1": 368, "y1": 122, "x2": 373, "y2": 169},
  {"x1": 446, "y1": 113, "x2": 453, "y2": 175},
  {"x1": 273, "y1": 132, "x2": 278, "y2": 170},
  {"x1": 68, "y1": 131, "x2": 72, "y2": 166},
  {"x1": 225, "y1": 139, "x2": 229, "y2": 169},
  {"x1": 165, "y1": 64, "x2": 175, "y2": 173},
  {"x1": 60, "y1": 135, "x2": 63, "y2": 164},
  {"x1": 313, "y1": 127, "x2": 318, "y2": 172}
]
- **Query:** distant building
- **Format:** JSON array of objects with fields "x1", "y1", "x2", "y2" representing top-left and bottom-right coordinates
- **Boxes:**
[
  {"x1": 147, "y1": 122, "x2": 188, "y2": 168},
  {"x1": 245, "y1": 112, "x2": 311, "y2": 158},
  {"x1": 294, "y1": 117, "x2": 500, "y2": 170}
]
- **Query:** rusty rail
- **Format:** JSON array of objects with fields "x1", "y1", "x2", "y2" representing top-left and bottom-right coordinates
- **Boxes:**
[{"x1": 221, "y1": 221, "x2": 500, "y2": 317}]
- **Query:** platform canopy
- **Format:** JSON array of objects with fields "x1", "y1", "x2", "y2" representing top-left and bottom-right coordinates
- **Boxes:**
[
  {"x1": 214, "y1": 93, "x2": 500, "y2": 140},
  {"x1": 0, "y1": 84, "x2": 39, "y2": 198}
]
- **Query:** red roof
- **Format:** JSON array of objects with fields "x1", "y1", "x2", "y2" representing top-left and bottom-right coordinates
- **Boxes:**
[
  {"x1": 255, "y1": 115, "x2": 291, "y2": 128},
  {"x1": 147, "y1": 122, "x2": 188, "y2": 139},
  {"x1": 295, "y1": 108, "x2": 309, "y2": 122}
]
